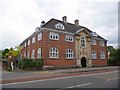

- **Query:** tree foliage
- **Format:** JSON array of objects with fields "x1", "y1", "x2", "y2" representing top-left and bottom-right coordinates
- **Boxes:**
[
  {"x1": 107, "y1": 46, "x2": 120, "y2": 66},
  {"x1": 2, "y1": 48, "x2": 9, "y2": 59},
  {"x1": 2, "y1": 46, "x2": 20, "y2": 59}
]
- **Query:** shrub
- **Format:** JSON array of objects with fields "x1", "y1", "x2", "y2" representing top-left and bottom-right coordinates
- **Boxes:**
[
  {"x1": 18, "y1": 59, "x2": 22, "y2": 68},
  {"x1": 7, "y1": 66, "x2": 12, "y2": 71},
  {"x1": 34, "y1": 58, "x2": 43, "y2": 68},
  {"x1": 20, "y1": 58, "x2": 43, "y2": 70},
  {"x1": 21, "y1": 58, "x2": 34, "y2": 69}
]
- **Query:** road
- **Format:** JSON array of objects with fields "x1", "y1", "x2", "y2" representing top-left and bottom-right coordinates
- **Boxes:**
[{"x1": 2, "y1": 69, "x2": 119, "y2": 89}]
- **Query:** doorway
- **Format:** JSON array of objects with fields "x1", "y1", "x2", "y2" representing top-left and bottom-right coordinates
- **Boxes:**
[{"x1": 81, "y1": 57, "x2": 86, "y2": 67}]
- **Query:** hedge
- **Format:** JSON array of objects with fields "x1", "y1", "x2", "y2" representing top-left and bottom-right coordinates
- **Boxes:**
[{"x1": 19, "y1": 58, "x2": 43, "y2": 70}]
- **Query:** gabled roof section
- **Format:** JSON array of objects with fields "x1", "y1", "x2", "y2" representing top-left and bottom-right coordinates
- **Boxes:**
[
  {"x1": 41, "y1": 18, "x2": 107, "y2": 41},
  {"x1": 20, "y1": 17, "x2": 107, "y2": 45},
  {"x1": 42, "y1": 18, "x2": 82, "y2": 33}
]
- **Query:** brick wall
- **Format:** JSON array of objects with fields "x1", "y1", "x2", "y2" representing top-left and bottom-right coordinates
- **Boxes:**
[
  {"x1": 42, "y1": 30, "x2": 76, "y2": 66},
  {"x1": 91, "y1": 40, "x2": 107, "y2": 66},
  {"x1": 20, "y1": 29, "x2": 108, "y2": 67}
]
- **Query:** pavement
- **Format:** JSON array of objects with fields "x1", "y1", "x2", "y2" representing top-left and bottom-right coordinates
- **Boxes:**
[{"x1": 0, "y1": 66, "x2": 118, "y2": 83}]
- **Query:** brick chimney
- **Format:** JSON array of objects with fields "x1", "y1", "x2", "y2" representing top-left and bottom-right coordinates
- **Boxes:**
[
  {"x1": 40, "y1": 21, "x2": 45, "y2": 27},
  {"x1": 62, "y1": 16, "x2": 67, "y2": 22},
  {"x1": 74, "y1": 19, "x2": 79, "y2": 26}
]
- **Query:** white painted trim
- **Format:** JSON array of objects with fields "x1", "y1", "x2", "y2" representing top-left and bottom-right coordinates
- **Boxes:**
[
  {"x1": 75, "y1": 28, "x2": 84, "y2": 34},
  {"x1": 42, "y1": 27, "x2": 74, "y2": 35}
]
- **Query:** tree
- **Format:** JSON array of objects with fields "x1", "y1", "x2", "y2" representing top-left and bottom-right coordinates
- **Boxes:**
[
  {"x1": 107, "y1": 46, "x2": 120, "y2": 66},
  {"x1": 2, "y1": 48, "x2": 9, "y2": 59}
]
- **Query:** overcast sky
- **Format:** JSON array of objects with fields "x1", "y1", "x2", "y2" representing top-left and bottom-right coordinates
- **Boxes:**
[{"x1": 0, "y1": 0, "x2": 119, "y2": 50}]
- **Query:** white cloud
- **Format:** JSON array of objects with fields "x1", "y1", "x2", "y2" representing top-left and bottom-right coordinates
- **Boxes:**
[
  {"x1": 0, "y1": 0, "x2": 118, "y2": 49},
  {"x1": 0, "y1": 0, "x2": 46, "y2": 49}
]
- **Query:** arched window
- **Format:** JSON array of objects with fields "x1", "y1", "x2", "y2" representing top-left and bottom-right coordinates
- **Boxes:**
[
  {"x1": 31, "y1": 50, "x2": 34, "y2": 59},
  {"x1": 81, "y1": 36, "x2": 86, "y2": 47},
  {"x1": 49, "y1": 47, "x2": 59, "y2": 58},
  {"x1": 100, "y1": 52, "x2": 105, "y2": 59},
  {"x1": 55, "y1": 23, "x2": 65, "y2": 30},
  {"x1": 66, "y1": 49, "x2": 74, "y2": 59},
  {"x1": 91, "y1": 51, "x2": 97, "y2": 59},
  {"x1": 37, "y1": 48, "x2": 41, "y2": 58}
]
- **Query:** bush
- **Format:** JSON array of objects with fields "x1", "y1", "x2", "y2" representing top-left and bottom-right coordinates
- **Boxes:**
[
  {"x1": 21, "y1": 58, "x2": 34, "y2": 70},
  {"x1": 7, "y1": 66, "x2": 12, "y2": 71},
  {"x1": 20, "y1": 58, "x2": 43, "y2": 70},
  {"x1": 18, "y1": 59, "x2": 22, "y2": 68},
  {"x1": 34, "y1": 58, "x2": 43, "y2": 68}
]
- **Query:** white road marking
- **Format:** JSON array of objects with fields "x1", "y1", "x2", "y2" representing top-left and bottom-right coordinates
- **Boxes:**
[
  {"x1": 2, "y1": 71, "x2": 118, "y2": 86},
  {"x1": 66, "y1": 83, "x2": 92, "y2": 88},
  {"x1": 106, "y1": 77, "x2": 120, "y2": 81}
]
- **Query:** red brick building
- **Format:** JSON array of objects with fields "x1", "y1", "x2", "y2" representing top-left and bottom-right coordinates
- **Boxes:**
[{"x1": 20, "y1": 16, "x2": 108, "y2": 68}]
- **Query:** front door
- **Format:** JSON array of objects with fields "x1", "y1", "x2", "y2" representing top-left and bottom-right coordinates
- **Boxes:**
[{"x1": 81, "y1": 57, "x2": 86, "y2": 67}]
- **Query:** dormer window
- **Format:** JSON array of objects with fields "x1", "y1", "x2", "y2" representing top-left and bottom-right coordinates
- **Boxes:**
[
  {"x1": 55, "y1": 23, "x2": 65, "y2": 30},
  {"x1": 91, "y1": 32, "x2": 98, "y2": 37}
]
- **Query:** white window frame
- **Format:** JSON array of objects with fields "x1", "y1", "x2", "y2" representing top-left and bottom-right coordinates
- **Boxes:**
[
  {"x1": 100, "y1": 41, "x2": 105, "y2": 46},
  {"x1": 24, "y1": 42, "x2": 26, "y2": 47},
  {"x1": 32, "y1": 36, "x2": 35, "y2": 43},
  {"x1": 49, "y1": 47, "x2": 59, "y2": 58},
  {"x1": 100, "y1": 52, "x2": 105, "y2": 59},
  {"x1": 37, "y1": 48, "x2": 42, "y2": 58},
  {"x1": 28, "y1": 39, "x2": 30, "y2": 45},
  {"x1": 27, "y1": 51, "x2": 30, "y2": 58},
  {"x1": 38, "y1": 32, "x2": 42, "y2": 41},
  {"x1": 31, "y1": 50, "x2": 35, "y2": 59},
  {"x1": 91, "y1": 39, "x2": 96, "y2": 45},
  {"x1": 91, "y1": 51, "x2": 97, "y2": 59},
  {"x1": 24, "y1": 51, "x2": 26, "y2": 57},
  {"x1": 65, "y1": 35, "x2": 73, "y2": 42},
  {"x1": 55, "y1": 23, "x2": 65, "y2": 30},
  {"x1": 21, "y1": 45, "x2": 23, "y2": 49},
  {"x1": 66, "y1": 49, "x2": 74, "y2": 59},
  {"x1": 80, "y1": 36, "x2": 86, "y2": 47},
  {"x1": 49, "y1": 32, "x2": 59, "y2": 40}
]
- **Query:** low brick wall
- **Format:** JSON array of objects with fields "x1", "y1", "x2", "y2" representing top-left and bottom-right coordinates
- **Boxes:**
[{"x1": 0, "y1": 59, "x2": 8, "y2": 70}]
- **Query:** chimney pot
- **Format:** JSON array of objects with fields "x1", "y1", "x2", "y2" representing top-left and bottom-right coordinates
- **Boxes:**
[
  {"x1": 62, "y1": 16, "x2": 67, "y2": 22},
  {"x1": 74, "y1": 19, "x2": 79, "y2": 26},
  {"x1": 40, "y1": 21, "x2": 45, "y2": 27}
]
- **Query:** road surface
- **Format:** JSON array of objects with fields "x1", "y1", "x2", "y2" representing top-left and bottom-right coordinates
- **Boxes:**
[{"x1": 2, "y1": 69, "x2": 119, "y2": 89}]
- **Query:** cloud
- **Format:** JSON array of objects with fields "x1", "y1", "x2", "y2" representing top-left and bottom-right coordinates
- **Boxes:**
[
  {"x1": 74, "y1": 1, "x2": 118, "y2": 47},
  {"x1": 0, "y1": 0, "x2": 118, "y2": 49},
  {"x1": 0, "y1": 0, "x2": 46, "y2": 49}
]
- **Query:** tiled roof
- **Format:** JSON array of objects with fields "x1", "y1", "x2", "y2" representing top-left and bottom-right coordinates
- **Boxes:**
[
  {"x1": 20, "y1": 18, "x2": 107, "y2": 45},
  {"x1": 42, "y1": 18, "x2": 91, "y2": 33}
]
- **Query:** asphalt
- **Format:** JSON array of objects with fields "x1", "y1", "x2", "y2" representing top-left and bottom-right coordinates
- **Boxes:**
[
  {"x1": 1, "y1": 66, "x2": 118, "y2": 81},
  {"x1": 2, "y1": 69, "x2": 119, "y2": 88},
  {"x1": 1, "y1": 66, "x2": 118, "y2": 80}
]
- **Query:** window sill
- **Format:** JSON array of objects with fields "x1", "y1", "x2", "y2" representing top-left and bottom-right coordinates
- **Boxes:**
[
  {"x1": 66, "y1": 58, "x2": 74, "y2": 59},
  {"x1": 49, "y1": 39, "x2": 59, "y2": 41},
  {"x1": 66, "y1": 41, "x2": 74, "y2": 43},
  {"x1": 49, "y1": 57, "x2": 59, "y2": 59}
]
